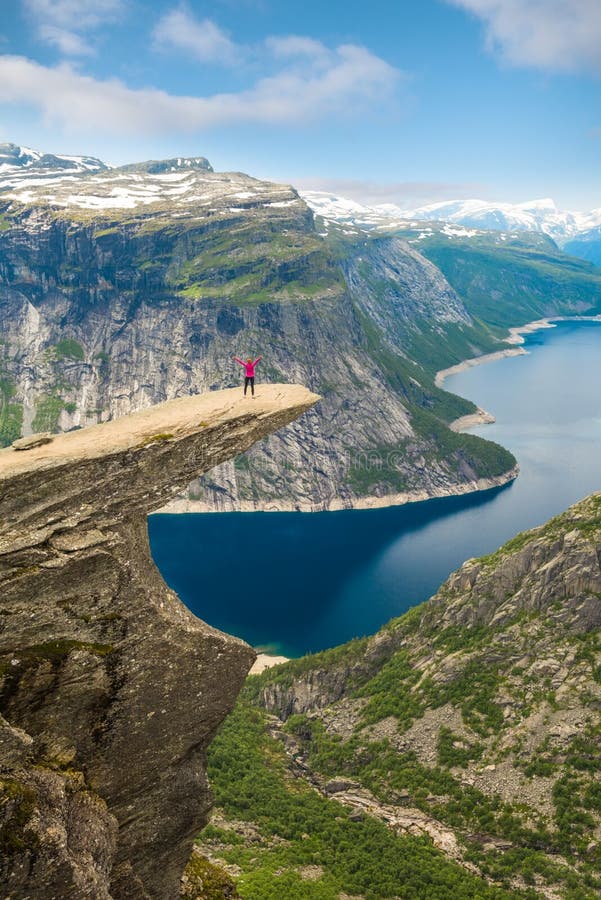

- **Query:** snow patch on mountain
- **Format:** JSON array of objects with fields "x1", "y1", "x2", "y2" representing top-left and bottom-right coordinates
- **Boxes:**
[
  {"x1": 0, "y1": 144, "x2": 218, "y2": 207},
  {"x1": 0, "y1": 142, "x2": 106, "y2": 175},
  {"x1": 405, "y1": 197, "x2": 601, "y2": 243},
  {"x1": 2, "y1": 143, "x2": 600, "y2": 251},
  {"x1": 300, "y1": 189, "x2": 601, "y2": 247},
  {"x1": 1, "y1": 151, "x2": 301, "y2": 216}
]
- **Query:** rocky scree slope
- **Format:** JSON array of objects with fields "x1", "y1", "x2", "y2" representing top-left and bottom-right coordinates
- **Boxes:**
[
  {"x1": 0, "y1": 384, "x2": 317, "y2": 899},
  {"x1": 0, "y1": 152, "x2": 517, "y2": 511},
  {"x1": 247, "y1": 493, "x2": 601, "y2": 897}
]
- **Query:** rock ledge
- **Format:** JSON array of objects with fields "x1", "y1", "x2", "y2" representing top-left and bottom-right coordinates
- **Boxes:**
[{"x1": 0, "y1": 384, "x2": 318, "y2": 899}]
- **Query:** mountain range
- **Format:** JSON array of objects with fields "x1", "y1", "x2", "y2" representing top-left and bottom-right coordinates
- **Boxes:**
[
  {"x1": 1, "y1": 143, "x2": 601, "y2": 511},
  {"x1": 303, "y1": 191, "x2": 601, "y2": 266}
]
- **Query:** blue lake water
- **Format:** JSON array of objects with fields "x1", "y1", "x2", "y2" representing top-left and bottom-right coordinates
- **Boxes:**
[{"x1": 149, "y1": 320, "x2": 601, "y2": 658}]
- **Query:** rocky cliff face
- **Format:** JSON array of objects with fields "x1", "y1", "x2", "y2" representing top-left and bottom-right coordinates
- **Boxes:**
[
  {"x1": 250, "y1": 493, "x2": 601, "y2": 896},
  {"x1": 0, "y1": 384, "x2": 318, "y2": 898},
  {"x1": 0, "y1": 155, "x2": 517, "y2": 511}
]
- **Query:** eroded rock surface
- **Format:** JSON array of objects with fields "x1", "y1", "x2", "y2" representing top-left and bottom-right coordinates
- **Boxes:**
[
  {"x1": 252, "y1": 493, "x2": 601, "y2": 895},
  {"x1": 0, "y1": 384, "x2": 318, "y2": 899}
]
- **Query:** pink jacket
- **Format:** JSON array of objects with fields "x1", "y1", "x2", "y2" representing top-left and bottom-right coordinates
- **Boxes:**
[{"x1": 235, "y1": 356, "x2": 262, "y2": 377}]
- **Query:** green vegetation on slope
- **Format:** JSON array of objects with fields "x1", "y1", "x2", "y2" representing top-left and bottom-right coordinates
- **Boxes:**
[
  {"x1": 248, "y1": 495, "x2": 601, "y2": 897},
  {"x1": 346, "y1": 306, "x2": 517, "y2": 491},
  {"x1": 342, "y1": 231, "x2": 505, "y2": 375},
  {"x1": 53, "y1": 338, "x2": 84, "y2": 361},
  {"x1": 405, "y1": 231, "x2": 601, "y2": 330},
  {"x1": 163, "y1": 215, "x2": 345, "y2": 305},
  {"x1": 31, "y1": 393, "x2": 68, "y2": 433},
  {"x1": 0, "y1": 373, "x2": 23, "y2": 447},
  {"x1": 402, "y1": 318, "x2": 504, "y2": 376},
  {"x1": 354, "y1": 306, "x2": 476, "y2": 423},
  {"x1": 200, "y1": 700, "x2": 527, "y2": 900},
  {"x1": 409, "y1": 405, "x2": 516, "y2": 480}
]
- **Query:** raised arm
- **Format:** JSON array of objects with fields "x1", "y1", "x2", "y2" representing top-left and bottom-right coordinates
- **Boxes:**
[
  {"x1": 253, "y1": 356, "x2": 263, "y2": 366},
  {"x1": 233, "y1": 357, "x2": 245, "y2": 367}
]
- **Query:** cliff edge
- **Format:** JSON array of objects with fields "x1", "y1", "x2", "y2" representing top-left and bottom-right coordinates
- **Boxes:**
[{"x1": 0, "y1": 384, "x2": 319, "y2": 899}]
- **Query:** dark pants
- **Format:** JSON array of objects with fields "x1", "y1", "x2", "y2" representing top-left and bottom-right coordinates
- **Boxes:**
[{"x1": 244, "y1": 376, "x2": 255, "y2": 396}]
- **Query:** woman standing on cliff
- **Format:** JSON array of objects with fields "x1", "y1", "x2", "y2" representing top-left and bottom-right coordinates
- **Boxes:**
[{"x1": 234, "y1": 355, "x2": 262, "y2": 397}]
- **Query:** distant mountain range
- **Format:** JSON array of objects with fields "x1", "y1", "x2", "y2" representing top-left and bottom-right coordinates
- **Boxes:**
[
  {"x1": 0, "y1": 141, "x2": 108, "y2": 187},
  {"x1": 2, "y1": 142, "x2": 599, "y2": 260},
  {"x1": 302, "y1": 191, "x2": 601, "y2": 265}
]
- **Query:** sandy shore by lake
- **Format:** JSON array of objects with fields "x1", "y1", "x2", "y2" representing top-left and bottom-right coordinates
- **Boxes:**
[
  {"x1": 435, "y1": 347, "x2": 527, "y2": 388},
  {"x1": 249, "y1": 653, "x2": 290, "y2": 675},
  {"x1": 505, "y1": 315, "x2": 601, "y2": 345},
  {"x1": 449, "y1": 408, "x2": 496, "y2": 432},
  {"x1": 504, "y1": 318, "x2": 557, "y2": 344}
]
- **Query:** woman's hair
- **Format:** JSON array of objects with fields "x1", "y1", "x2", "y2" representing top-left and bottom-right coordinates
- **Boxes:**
[{"x1": 247, "y1": 357, "x2": 252, "y2": 362}]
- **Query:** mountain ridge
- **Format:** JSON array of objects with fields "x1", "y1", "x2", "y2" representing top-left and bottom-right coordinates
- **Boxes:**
[
  {"x1": 204, "y1": 490, "x2": 601, "y2": 897},
  {"x1": 302, "y1": 189, "x2": 601, "y2": 248},
  {"x1": 4, "y1": 142, "x2": 599, "y2": 246}
]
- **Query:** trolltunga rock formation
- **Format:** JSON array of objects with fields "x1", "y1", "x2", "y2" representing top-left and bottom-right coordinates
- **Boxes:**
[{"x1": 0, "y1": 384, "x2": 319, "y2": 899}]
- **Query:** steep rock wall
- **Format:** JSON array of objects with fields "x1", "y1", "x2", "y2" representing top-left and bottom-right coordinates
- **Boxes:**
[
  {"x1": 0, "y1": 177, "x2": 516, "y2": 511},
  {"x1": 0, "y1": 385, "x2": 318, "y2": 898}
]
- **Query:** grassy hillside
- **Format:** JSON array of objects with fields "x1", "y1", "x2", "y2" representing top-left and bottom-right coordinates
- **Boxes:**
[
  {"x1": 196, "y1": 700, "x2": 529, "y2": 900},
  {"x1": 211, "y1": 493, "x2": 601, "y2": 898},
  {"x1": 393, "y1": 227, "x2": 601, "y2": 330}
]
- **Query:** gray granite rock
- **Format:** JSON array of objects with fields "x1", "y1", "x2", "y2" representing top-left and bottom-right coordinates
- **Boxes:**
[{"x1": 0, "y1": 385, "x2": 318, "y2": 899}]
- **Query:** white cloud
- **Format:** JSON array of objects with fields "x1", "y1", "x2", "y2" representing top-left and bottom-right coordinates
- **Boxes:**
[
  {"x1": 22, "y1": 0, "x2": 125, "y2": 56},
  {"x1": 153, "y1": 10, "x2": 336, "y2": 69},
  {"x1": 266, "y1": 36, "x2": 331, "y2": 62},
  {"x1": 38, "y1": 25, "x2": 95, "y2": 56},
  {"x1": 23, "y1": 0, "x2": 124, "y2": 29},
  {"x1": 0, "y1": 48, "x2": 401, "y2": 135},
  {"x1": 152, "y1": 8, "x2": 237, "y2": 64},
  {"x1": 446, "y1": 0, "x2": 601, "y2": 73}
]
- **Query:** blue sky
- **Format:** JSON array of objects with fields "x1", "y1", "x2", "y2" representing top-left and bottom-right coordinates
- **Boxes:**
[{"x1": 1, "y1": 0, "x2": 599, "y2": 209}]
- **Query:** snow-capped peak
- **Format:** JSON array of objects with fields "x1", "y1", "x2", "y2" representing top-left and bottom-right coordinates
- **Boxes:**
[
  {"x1": 0, "y1": 142, "x2": 107, "y2": 174},
  {"x1": 402, "y1": 197, "x2": 601, "y2": 242},
  {"x1": 299, "y1": 190, "x2": 601, "y2": 246},
  {"x1": 0, "y1": 143, "x2": 219, "y2": 201},
  {"x1": 516, "y1": 198, "x2": 557, "y2": 212}
]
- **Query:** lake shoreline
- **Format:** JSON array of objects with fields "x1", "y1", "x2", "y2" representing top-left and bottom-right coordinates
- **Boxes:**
[
  {"x1": 161, "y1": 316, "x2": 601, "y2": 516},
  {"x1": 505, "y1": 314, "x2": 601, "y2": 345},
  {"x1": 449, "y1": 407, "x2": 496, "y2": 432},
  {"x1": 150, "y1": 320, "x2": 601, "y2": 657},
  {"x1": 435, "y1": 347, "x2": 527, "y2": 387},
  {"x1": 435, "y1": 315, "x2": 601, "y2": 387},
  {"x1": 160, "y1": 464, "x2": 520, "y2": 513}
]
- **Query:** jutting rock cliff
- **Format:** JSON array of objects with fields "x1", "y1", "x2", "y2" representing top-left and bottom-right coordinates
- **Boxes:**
[
  {"x1": 0, "y1": 384, "x2": 318, "y2": 899},
  {"x1": 0, "y1": 153, "x2": 519, "y2": 510}
]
